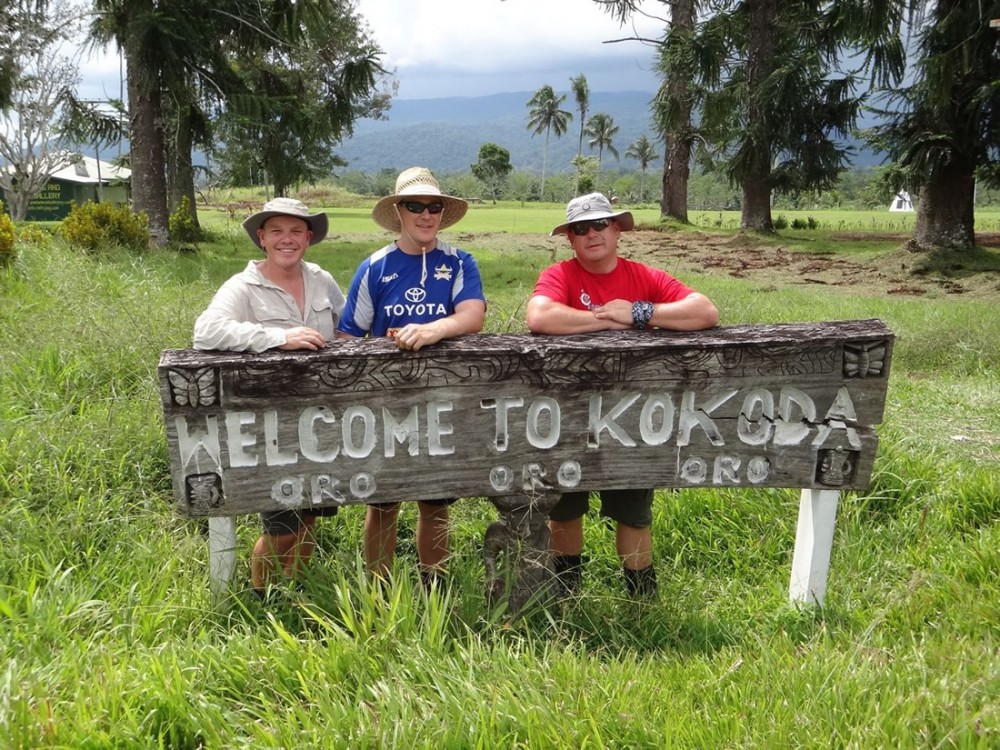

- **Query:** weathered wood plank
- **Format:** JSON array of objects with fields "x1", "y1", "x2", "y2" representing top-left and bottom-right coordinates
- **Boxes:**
[{"x1": 159, "y1": 320, "x2": 893, "y2": 518}]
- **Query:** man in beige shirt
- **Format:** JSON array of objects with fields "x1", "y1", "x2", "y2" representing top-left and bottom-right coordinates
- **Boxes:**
[{"x1": 194, "y1": 197, "x2": 346, "y2": 595}]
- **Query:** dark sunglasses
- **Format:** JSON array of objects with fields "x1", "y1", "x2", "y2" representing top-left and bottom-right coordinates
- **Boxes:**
[
  {"x1": 568, "y1": 218, "x2": 612, "y2": 236},
  {"x1": 399, "y1": 201, "x2": 445, "y2": 215}
]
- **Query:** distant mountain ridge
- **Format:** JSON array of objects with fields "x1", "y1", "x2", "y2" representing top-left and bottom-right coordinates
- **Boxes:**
[
  {"x1": 337, "y1": 90, "x2": 660, "y2": 174},
  {"x1": 336, "y1": 89, "x2": 881, "y2": 176},
  {"x1": 71, "y1": 90, "x2": 880, "y2": 179}
]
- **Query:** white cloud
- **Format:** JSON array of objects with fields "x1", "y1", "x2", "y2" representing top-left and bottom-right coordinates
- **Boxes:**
[
  {"x1": 357, "y1": 0, "x2": 666, "y2": 98},
  {"x1": 76, "y1": 1, "x2": 668, "y2": 102}
]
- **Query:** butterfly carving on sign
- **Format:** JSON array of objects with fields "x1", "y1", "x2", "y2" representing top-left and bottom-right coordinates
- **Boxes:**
[
  {"x1": 842, "y1": 342, "x2": 887, "y2": 378},
  {"x1": 167, "y1": 367, "x2": 219, "y2": 407}
]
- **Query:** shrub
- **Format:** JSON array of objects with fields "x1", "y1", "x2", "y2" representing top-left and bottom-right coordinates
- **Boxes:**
[
  {"x1": 791, "y1": 216, "x2": 821, "y2": 230},
  {"x1": 15, "y1": 224, "x2": 50, "y2": 245},
  {"x1": 61, "y1": 201, "x2": 149, "y2": 254},
  {"x1": 0, "y1": 202, "x2": 15, "y2": 267},
  {"x1": 773, "y1": 214, "x2": 788, "y2": 230},
  {"x1": 168, "y1": 196, "x2": 201, "y2": 244}
]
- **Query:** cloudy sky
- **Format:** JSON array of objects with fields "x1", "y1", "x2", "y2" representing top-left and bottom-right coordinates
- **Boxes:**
[
  {"x1": 78, "y1": 0, "x2": 666, "y2": 102},
  {"x1": 358, "y1": 0, "x2": 666, "y2": 98}
]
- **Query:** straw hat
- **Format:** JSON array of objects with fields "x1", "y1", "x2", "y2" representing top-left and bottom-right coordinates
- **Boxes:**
[
  {"x1": 242, "y1": 197, "x2": 329, "y2": 249},
  {"x1": 371, "y1": 167, "x2": 468, "y2": 233},
  {"x1": 550, "y1": 192, "x2": 634, "y2": 236}
]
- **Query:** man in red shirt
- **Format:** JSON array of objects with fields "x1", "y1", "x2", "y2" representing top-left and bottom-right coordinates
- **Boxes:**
[{"x1": 526, "y1": 192, "x2": 719, "y2": 598}]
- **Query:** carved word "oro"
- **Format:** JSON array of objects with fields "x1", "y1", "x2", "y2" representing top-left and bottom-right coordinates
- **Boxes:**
[
  {"x1": 488, "y1": 460, "x2": 583, "y2": 492},
  {"x1": 270, "y1": 471, "x2": 376, "y2": 507}
]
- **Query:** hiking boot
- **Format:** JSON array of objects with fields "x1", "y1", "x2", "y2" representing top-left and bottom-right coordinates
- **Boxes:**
[
  {"x1": 553, "y1": 554, "x2": 583, "y2": 596},
  {"x1": 624, "y1": 565, "x2": 658, "y2": 600}
]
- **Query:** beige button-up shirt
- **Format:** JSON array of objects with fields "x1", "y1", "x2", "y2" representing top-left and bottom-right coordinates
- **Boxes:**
[{"x1": 193, "y1": 260, "x2": 346, "y2": 352}]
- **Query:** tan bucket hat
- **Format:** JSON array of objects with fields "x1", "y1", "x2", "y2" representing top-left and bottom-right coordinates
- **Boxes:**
[
  {"x1": 371, "y1": 167, "x2": 468, "y2": 233},
  {"x1": 242, "y1": 197, "x2": 329, "y2": 249},
  {"x1": 550, "y1": 192, "x2": 634, "y2": 236}
]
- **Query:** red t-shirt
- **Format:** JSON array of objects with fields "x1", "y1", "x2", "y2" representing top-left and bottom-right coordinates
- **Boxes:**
[{"x1": 533, "y1": 257, "x2": 694, "y2": 311}]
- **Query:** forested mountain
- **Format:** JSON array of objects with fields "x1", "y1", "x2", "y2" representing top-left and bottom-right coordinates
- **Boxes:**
[
  {"x1": 335, "y1": 89, "x2": 880, "y2": 176},
  {"x1": 336, "y1": 91, "x2": 659, "y2": 174}
]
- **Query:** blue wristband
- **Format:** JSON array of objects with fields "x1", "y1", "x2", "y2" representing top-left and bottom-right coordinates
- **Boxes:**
[{"x1": 632, "y1": 301, "x2": 654, "y2": 330}]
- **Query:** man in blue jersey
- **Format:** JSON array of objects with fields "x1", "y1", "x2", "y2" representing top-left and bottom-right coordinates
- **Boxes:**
[{"x1": 337, "y1": 167, "x2": 487, "y2": 587}]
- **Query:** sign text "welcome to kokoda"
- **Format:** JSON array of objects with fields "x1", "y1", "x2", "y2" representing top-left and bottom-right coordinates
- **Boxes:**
[{"x1": 158, "y1": 321, "x2": 893, "y2": 517}]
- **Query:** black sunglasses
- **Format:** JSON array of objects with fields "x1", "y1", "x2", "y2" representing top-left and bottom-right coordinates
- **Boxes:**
[
  {"x1": 399, "y1": 201, "x2": 445, "y2": 215},
  {"x1": 568, "y1": 218, "x2": 612, "y2": 236}
]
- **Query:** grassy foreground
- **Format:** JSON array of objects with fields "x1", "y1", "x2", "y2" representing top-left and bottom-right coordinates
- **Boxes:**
[{"x1": 1, "y1": 216, "x2": 998, "y2": 748}]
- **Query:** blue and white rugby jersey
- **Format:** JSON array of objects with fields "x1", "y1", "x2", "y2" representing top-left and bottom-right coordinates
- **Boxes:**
[{"x1": 337, "y1": 241, "x2": 485, "y2": 338}]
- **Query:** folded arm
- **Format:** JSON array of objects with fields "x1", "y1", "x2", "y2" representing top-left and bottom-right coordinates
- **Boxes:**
[
  {"x1": 525, "y1": 294, "x2": 631, "y2": 334},
  {"x1": 592, "y1": 293, "x2": 719, "y2": 331}
]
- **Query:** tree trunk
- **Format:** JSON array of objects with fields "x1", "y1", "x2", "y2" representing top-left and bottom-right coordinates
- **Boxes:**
[
  {"x1": 741, "y1": 180, "x2": 774, "y2": 231},
  {"x1": 911, "y1": 154, "x2": 976, "y2": 253},
  {"x1": 7, "y1": 192, "x2": 30, "y2": 222},
  {"x1": 5, "y1": 165, "x2": 33, "y2": 221},
  {"x1": 662, "y1": 129, "x2": 691, "y2": 222},
  {"x1": 540, "y1": 127, "x2": 549, "y2": 201},
  {"x1": 167, "y1": 104, "x2": 201, "y2": 232},
  {"x1": 124, "y1": 3, "x2": 170, "y2": 247},
  {"x1": 740, "y1": 0, "x2": 777, "y2": 233},
  {"x1": 660, "y1": 0, "x2": 695, "y2": 223}
]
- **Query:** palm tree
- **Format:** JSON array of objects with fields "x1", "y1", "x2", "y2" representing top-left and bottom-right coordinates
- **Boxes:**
[
  {"x1": 625, "y1": 135, "x2": 660, "y2": 202},
  {"x1": 570, "y1": 74, "x2": 589, "y2": 158},
  {"x1": 570, "y1": 73, "x2": 590, "y2": 194},
  {"x1": 584, "y1": 112, "x2": 619, "y2": 191},
  {"x1": 525, "y1": 84, "x2": 571, "y2": 201}
]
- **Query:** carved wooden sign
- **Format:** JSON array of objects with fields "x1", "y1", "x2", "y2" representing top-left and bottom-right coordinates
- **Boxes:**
[{"x1": 158, "y1": 320, "x2": 893, "y2": 518}]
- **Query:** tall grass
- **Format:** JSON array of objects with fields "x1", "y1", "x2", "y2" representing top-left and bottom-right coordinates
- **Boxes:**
[{"x1": 1, "y1": 232, "x2": 997, "y2": 748}]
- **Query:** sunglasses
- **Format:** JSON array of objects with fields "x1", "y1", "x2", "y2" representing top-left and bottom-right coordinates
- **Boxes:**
[
  {"x1": 568, "y1": 218, "x2": 612, "y2": 236},
  {"x1": 399, "y1": 201, "x2": 445, "y2": 215}
]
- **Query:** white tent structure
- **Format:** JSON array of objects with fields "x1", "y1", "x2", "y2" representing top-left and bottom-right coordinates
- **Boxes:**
[{"x1": 889, "y1": 190, "x2": 914, "y2": 212}]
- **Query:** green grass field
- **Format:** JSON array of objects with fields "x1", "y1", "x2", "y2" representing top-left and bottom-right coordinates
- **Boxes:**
[
  {"x1": 1, "y1": 211, "x2": 998, "y2": 747},
  {"x1": 196, "y1": 196, "x2": 1000, "y2": 237}
]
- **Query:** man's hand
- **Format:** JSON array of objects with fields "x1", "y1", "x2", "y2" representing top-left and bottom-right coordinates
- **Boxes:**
[
  {"x1": 394, "y1": 322, "x2": 443, "y2": 351},
  {"x1": 279, "y1": 326, "x2": 327, "y2": 350},
  {"x1": 591, "y1": 299, "x2": 635, "y2": 328}
]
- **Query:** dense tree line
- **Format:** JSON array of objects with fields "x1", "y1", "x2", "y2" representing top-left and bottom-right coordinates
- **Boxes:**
[
  {"x1": 2, "y1": 1, "x2": 998, "y2": 255},
  {"x1": 334, "y1": 162, "x2": 1000, "y2": 213},
  {"x1": 601, "y1": 0, "x2": 1000, "y2": 253}
]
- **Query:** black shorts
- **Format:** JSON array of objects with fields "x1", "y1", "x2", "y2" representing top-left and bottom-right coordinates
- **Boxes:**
[
  {"x1": 548, "y1": 488, "x2": 654, "y2": 528},
  {"x1": 367, "y1": 498, "x2": 459, "y2": 509},
  {"x1": 260, "y1": 506, "x2": 338, "y2": 536}
]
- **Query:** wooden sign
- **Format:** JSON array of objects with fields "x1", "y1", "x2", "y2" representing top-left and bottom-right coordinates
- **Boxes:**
[{"x1": 158, "y1": 320, "x2": 893, "y2": 518}]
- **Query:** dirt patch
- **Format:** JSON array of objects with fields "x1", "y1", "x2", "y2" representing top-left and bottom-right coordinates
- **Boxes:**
[
  {"x1": 337, "y1": 226, "x2": 1000, "y2": 301},
  {"x1": 611, "y1": 229, "x2": 1000, "y2": 300}
]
